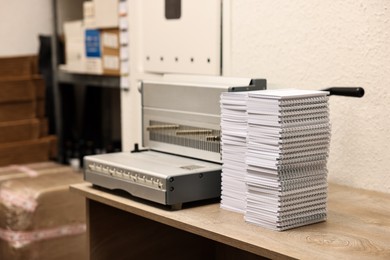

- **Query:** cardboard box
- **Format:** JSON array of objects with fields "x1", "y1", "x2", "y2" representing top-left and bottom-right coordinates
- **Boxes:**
[
  {"x1": 43, "y1": 135, "x2": 58, "y2": 159},
  {"x1": 0, "y1": 164, "x2": 86, "y2": 260},
  {"x1": 0, "y1": 161, "x2": 74, "y2": 182},
  {"x1": 0, "y1": 119, "x2": 40, "y2": 144},
  {"x1": 101, "y1": 28, "x2": 120, "y2": 75},
  {"x1": 0, "y1": 169, "x2": 85, "y2": 231},
  {"x1": 101, "y1": 29, "x2": 119, "y2": 50},
  {"x1": 102, "y1": 48, "x2": 120, "y2": 75},
  {"x1": 0, "y1": 76, "x2": 45, "y2": 122},
  {"x1": 34, "y1": 77, "x2": 45, "y2": 99},
  {"x1": 83, "y1": 1, "x2": 94, "y2": 18},
  {"x1": 0, "y1": 137, "x2": 55, "y2": 166},
  {"x1": 36, "y1": 77, "x2": 46, "y2": 118},
  {"x1": 94, "y1": 0, "x2": 119, "y2": 28},
  {"x1": 36, "y1": 99, "x2": 45, "y2": 118},
  {"x1": 83, "y1": 1, "x2": 96, "y2": 28},
  {"x1": 64, "y1": 21, "x2": 86, "y2": 72},
  {"x1": 0, "y1": 102, "x2": 36, "y2": 122},
  {"x1": 63, "y1": 26, "x2": 121, "y2": 75},
  {"x1": 85, "y1": 58, "x2": 103, "y2": 74},
  {"x1": 39, "y1": 118, "x2": 49, "y2": 137},
  {"x1": 84, "y1": 16, "x2": 96, "y2": 29},
  {"x1": 0, "y1": 56, "x2": 37, "y2": 78},
  {"x1": 0, "y1": 234, "x2": 87, "y2": 260},
  {"x1": 0, "y1": 76, "x2": 43, "y2": 103}
]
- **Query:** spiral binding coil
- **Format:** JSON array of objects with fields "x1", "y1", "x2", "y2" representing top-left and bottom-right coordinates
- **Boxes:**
[
  {"x1": 278, "y1": 96, "x2": 329, "y2": 106},
  {"x1": 277, "y1": 213, "x2": 327, "y2": 230}
]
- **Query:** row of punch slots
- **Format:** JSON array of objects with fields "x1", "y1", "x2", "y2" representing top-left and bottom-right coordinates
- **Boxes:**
[{"x1": 147, "y1": 121, "x2": 221, "y2": 153}]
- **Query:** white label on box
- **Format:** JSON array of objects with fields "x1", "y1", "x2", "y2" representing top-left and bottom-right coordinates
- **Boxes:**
[
  {"x1": 102, "y1": 33, "x2": 119, "y2": 49},
  {"x1": 103, "y1": 55, "x2": 120, "y2": 70}
]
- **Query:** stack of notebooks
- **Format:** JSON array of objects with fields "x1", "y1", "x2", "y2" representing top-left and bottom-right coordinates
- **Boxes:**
[
  {"x1": 220, "y1": 89, "x2": 331, "y2": 231},
  {"x1": 220, "y1": 92, "x2": 248, "y2": 213}
]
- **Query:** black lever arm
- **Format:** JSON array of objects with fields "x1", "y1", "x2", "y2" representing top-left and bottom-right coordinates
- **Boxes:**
[{"x1": 322, "y1": 87, "x2": 365, "y2": 98}]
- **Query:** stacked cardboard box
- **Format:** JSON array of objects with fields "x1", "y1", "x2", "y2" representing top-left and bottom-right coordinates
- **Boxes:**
[
  {"x1": 62, "y1": 0, "x2": 121, "y2": 75},
  {"x1": 83, "y1": 0, "x2": 119, "y2": 29},
  {"x1": 93, "y1": 0, "x2": 119, "y2": 29},
  {"x1": 0, "y1": 55, "x2": 57, "y2": 166},
  {"x1": 64, "y1": 21, "x2": 87, "y2": 73},
  {"x1": 0, "y1": 162, "x2": 86, "y2": 260},
  {"x1": 0, "y1": 55, "x2": 37, "y2": 78},
  {"x1": 101, "y1": 28, "x2": 120, "y2": 75},
  {"x1": 63, "y1": 25, "x2": 121, "y2": 75}
]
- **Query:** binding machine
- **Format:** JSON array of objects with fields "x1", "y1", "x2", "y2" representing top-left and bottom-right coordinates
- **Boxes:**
[{"x1": 83, "y1": 75, "x2": 266, "y2": 209}]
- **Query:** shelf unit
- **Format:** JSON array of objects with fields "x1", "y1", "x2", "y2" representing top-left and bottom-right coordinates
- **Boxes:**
[
  {"x1": 50, "y1": 0, "x2": 122, "y2": 163},
  {"x1": 57, "y1": 70, "x2": 120, "y2": 88}
]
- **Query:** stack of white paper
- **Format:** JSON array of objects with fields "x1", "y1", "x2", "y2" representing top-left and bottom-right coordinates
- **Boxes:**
[
  {"x1": 220, "y1": 92, "x2": 248, "y2": 213},
  {"x1": 244, "y1": 89, "x2": 330, "y2": 230}
]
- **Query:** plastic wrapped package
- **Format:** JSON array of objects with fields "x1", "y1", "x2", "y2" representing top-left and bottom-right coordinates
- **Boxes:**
[
  {"x1": 0, "y1": 162, "x2": 69, "y2": 181},
  {"x1": 0, "y1": 162, "x2": 86, "y2": 260}
]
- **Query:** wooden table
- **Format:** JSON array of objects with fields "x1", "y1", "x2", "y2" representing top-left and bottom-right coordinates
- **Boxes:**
[{"x1": 70, "y1": 182, "x2": 390, "y2": 260}]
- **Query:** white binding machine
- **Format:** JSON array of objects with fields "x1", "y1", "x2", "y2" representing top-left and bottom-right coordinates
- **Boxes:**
[{"x1": 84, "y1": 75, "x2": 266, "y2": 209}]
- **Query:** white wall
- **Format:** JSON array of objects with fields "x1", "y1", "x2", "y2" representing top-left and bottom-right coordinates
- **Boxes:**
[
  {"x1": 0, "y1": 0, "x2": 85, "y2": 57},
  {"x1": 229, "y1": 0, "x2": 390, "y2": 193},
  {"x1": 0, "y1": 0, "x2": 52, "y2": 56}
]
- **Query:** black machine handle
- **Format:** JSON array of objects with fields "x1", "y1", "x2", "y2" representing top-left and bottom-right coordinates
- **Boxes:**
[{"x1": 322, "y1": 87, "x2": 365, "y2": 98}]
